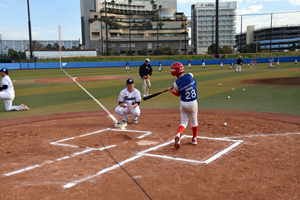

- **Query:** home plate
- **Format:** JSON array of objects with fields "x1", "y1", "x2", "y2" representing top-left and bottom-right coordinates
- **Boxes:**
[{"x1": 137, "y1": 140, "x2": 159, "y2": 146}]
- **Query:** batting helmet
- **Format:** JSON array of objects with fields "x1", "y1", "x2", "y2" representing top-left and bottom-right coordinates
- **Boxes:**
[{"x1": 170, "y1": 62, "x2": 184, "y2": 76}]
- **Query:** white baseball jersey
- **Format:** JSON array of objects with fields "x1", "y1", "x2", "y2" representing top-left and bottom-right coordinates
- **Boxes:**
[
  {"x1": 1, "y1": 75, "x2": 14, "y2": 94},
  {"x1": 118, "y1": 88, "x2": 141, "y2": 107}
]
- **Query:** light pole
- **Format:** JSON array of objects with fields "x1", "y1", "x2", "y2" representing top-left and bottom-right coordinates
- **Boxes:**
[
  {"x1": 105, "y1": 0, "x2": 109, "y2": 56},
  {"x1": 215, "y1": 0, "x2": 219, "y2": 57},
  {"x1": 27, "y1": 0, "x2": 33, "y2": 59}
]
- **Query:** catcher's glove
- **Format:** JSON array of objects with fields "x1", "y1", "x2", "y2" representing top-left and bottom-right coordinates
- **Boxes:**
[{"x1": 146, "y1": 75, "x2": 151, "y2": 79}]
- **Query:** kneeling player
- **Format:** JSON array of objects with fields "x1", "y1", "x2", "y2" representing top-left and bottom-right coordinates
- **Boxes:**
[
  {"x1": 168, "y1": 62, "x2": 198, "y2": 149},
  {"x1": 115, "y1": 78, "x2": 141, "y2": 124}
]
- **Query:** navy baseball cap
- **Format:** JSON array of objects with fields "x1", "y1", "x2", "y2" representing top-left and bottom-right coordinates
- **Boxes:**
[
  {"x1": 126, "y1": 78, "x2": 134, "y2": 84},
  {"x1": 0, "y1": 68, "x2": 9, "y2": 74}
]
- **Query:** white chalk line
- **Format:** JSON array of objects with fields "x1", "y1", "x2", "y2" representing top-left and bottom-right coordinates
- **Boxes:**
[
  {"x1": 63, "y1": 134, "x2": 243, "y2": 188},
  {"x1": 222, "y1": 132, "x2": 300, "y2": 139},
  {"x1": 3, "y1": 145, "x2": 116, "y2": 177},
  {"x1": 60, "y1": 63, "x2": 124, "y2": 129},
  {"x1": 3, "y1": 129, "x2": 152, "y2": 178}
]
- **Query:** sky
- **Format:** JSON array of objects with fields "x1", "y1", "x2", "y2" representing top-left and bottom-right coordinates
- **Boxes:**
[{"x1": 0, "y1": 0, "x2": 300, "y2": 41}]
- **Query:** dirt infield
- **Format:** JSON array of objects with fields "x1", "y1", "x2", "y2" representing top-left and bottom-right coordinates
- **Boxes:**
[
  {"x1": 0, "y1": 109, "x2": 300, "y2": 199},
  {"x1": 241, "y1": 77, "x2": 300, "y2": 85},
  {"x1": 34, "y1": 75, "x2": 129, "y2": 83}
]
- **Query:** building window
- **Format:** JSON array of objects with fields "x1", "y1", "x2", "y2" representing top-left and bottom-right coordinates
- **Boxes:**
[
  {"x1": 148, "y1": 43, "x2": 152, "y2": 49},
  {"x1": 92, "y1": 32, "x2": 100, "y2": 38},
  {"x1": 111, "y1": 43, "x2": 115, "y2": 47},
  {"x1": 93, "y1": 25, "x2": 100, "y2": 30},
  {"x1": 207, "y1": 10, "x2": 212, "y2": 14}
]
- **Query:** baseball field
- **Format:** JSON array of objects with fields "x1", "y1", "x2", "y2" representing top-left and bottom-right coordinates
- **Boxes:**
[{"x1": 0, "y1": 62, "x2": 300, "y2": 199}]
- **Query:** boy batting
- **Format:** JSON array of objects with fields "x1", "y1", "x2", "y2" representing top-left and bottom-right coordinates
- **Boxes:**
[{"x1": 168, "y1": 62, "x2": 198, "y2": 149}]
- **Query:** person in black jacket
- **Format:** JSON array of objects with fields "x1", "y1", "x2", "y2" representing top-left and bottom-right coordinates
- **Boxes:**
[
  {"x1": 139, "y1": 58, "x2": 153, "y2": 97},
  {"x1": 236, "y1": 56, "x2": 243, "y2": 72}
]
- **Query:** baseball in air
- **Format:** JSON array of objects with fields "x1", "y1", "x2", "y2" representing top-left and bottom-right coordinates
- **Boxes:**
[
  {"x1": 243, "y1": 88, "x2": 245, "y2": 90},
  {"x1": 228, "y1": 96, "x2": 230, "y2": 99},
  {"x1": 232, "y1": 88, "x2": 234, "y2": 90},
  {"x1": 224, "y1": 123, "x2": 227, "y2": 126},
  {"x1": 124, "y1": 103, "x2": 127, "y2": 107}
]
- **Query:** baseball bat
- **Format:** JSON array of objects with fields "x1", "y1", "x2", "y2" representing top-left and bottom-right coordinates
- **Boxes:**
[{"x1": 143, "y1": 89, "x2": 168, "y2": 101}]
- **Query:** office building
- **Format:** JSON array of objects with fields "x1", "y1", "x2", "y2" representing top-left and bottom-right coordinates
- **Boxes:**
[{"x1": 191, "y1": 1, "x2": 237, "y2": 54}]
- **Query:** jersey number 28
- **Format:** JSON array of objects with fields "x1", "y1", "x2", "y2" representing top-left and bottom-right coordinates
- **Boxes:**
[{"x1": 185, "y1": 89, "x2": 196, "y2": 100}]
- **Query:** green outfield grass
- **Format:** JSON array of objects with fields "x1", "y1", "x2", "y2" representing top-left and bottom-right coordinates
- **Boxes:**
[{"x1": 0, "y1": 62, "x2": 299, "y2": 120}]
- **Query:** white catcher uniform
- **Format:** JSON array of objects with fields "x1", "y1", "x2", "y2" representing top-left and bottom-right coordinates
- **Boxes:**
[
  {"x1": 115, "y1": 88, "x2": 141, "y2": 122},
  {"x1": 0, "y1": 75, "x2": 27, "y2": 111}
]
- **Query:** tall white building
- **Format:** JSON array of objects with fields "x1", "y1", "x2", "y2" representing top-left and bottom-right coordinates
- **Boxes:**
[
  {"x1": 81, "y1": 0, "x2": 177, "y2": 49},
  {"x1": 191, "y1": 1, "x2": 237, "y2": 54}
]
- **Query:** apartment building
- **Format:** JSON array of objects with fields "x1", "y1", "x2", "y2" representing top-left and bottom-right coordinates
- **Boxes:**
[
  {"x1": 81, "y1": 0, "x2": 189, "y2": 55},
  {"x1": 191, "y1": 1, "x2": 237, "y2": 54}
]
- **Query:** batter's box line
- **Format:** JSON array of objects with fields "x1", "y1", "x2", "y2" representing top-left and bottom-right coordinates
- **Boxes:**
[
  {"x1": 3, "y1": 145, "x2": 116, "y2": 177},
  {"x1": 3, "y1": 128, "x2": 152, "y2": 177},
  {"x1": 63, "y1": 135, "x2": 243, "y2": 189},
  {"x1": 137, "y1": 135, "x2": 243, "y2": 164}
]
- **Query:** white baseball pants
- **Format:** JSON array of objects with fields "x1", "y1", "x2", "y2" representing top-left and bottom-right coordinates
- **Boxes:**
[
  {"x1": 0, "y1": 92, "x2": 24, "y2": 111},
  {"x1": 140, "y1": 77, "x2": 151, "y2": 96},
  {"x1": 180, "y1": 100, "x2": 198, "y2": 128},
  {"x1": 236, "y1": 64, "x2": 242, "y2": 72},
  {"x1": 115, "y1": 106, "x2": 140, "y2": 121}
]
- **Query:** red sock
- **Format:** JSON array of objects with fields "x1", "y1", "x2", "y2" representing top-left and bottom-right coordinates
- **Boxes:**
[
  {"x1": 177, "y1": 125, "x2": 185, "y2": 136},
  {"x1": 192, "y1": 126, "x2": 198, "y2": 138}
]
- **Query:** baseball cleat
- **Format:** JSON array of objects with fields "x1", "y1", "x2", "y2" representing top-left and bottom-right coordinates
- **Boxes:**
[
  {"x1": 133, "y1": 120, "x2": 138, "y2": 124},
  {"x1": 174, "y1": 133, "x2": 181, "y2": 149},
  {"x1": 192, "y1": 137, "x2": 197, "y2": 145},
  {"x1": 21, "y1": 104, "x2": 30, "y2": 111}
]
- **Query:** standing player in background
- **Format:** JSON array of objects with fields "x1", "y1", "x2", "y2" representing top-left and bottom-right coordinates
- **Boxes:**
[
  {"x1": 139, "y1": 59, "x2": 153, "y2": 97},
  {"x1": 220, "y1": 59, "x2": 224, "y2": 69},
  {"x1": 125, "y1": 61, "x2": 130, "y2": 73},
  {"x1": 229, "y1": 59, "x2": 235, "y2": 70},
  {"x1": 277, "y1": 57, "x2": 280, "y2": 68},
  {"x1": 236, "y1": 56, "x2": 243, "y2": 72},
  {"x1": 168, "y1": 62, "x2": 198, "y2": 149},
  {"x1": 268, "y1": 57, "x2": 274, "y2": 69},
  {"x1": 249, "y1": 59, "x2": 253, "y2": 70},
  {"x1": 115, "y1": 78, "x2": 141, "y2": 124},
  {"x1": 0, "y1": 68, "x2": 29, "y2": 111},
  {"x1": 202, "y1": 58, "x2": 206, "y2": 69},
  {"x1": 158, "y1": 61, "x2": 162, "y2": 73},
  {"x1": 295, "y1": 57, "x2": 297, "y2": 65},
  {"x1": 254, "y1": 58, "x2": 257, "y2": 68},
  {"x1": 188, "y1": 59, "x2": 192, "y2": 70}
]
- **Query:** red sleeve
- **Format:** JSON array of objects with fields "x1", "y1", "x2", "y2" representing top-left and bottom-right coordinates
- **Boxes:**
[{"x1": 172, "y1": 90, "x2": 181, "y2": 97}]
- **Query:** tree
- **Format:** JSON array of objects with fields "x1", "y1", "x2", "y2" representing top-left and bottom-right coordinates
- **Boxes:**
[
  {"x1": 241, "y1": 42, "x2": 261, "y2": 53},
  {"x1": 153, "y1": 47, "x2": 178, "y2": 55},
  {"x1": 133, "y1": 23, "x2": 139, "y2": 29},
  {"x1": 53, "y1": 43, "x2": 59, "y2": 49},
  {"x1": 142, "y1": 21, "x2": 152, "y2": 29},
  {"x1": 29, "y1": 40, "x2": 44, "y2": 50},
  {"x1": 45, "y1": 44, "x2": 54, "y2": 49},
  {"x1": 207, "y1": 43, "x2": 224, "y2": 54},
  {"x1": 158, "y1": 22, "x2": 164, "y2": 29},
  {"x1": 8, "y1": 48, "x2": 18, "y2": 57},
  {"x1": 153, "y1": 4, "x2": 157, "y2": 12},
  {"x1": 222, "y1": 45, "x2": 233, "y2": 54},
  {"x1": 139, "y1": 48, "x2": 148, "y2": 55},
  {"x1": 111, "y1": 0, "x2": 115, "y2": 11},
  {"x1": 150, "y1": 0, "x2": 155, "y2": 13},
  {"x1": 290, "y1": 43, "x2": 297, "y2": 51},
  {"x1": 181, "y1": 23, "x2": 185, "y2": 29}
]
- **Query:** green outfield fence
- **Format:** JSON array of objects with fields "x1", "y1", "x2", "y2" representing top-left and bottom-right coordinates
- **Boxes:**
[{"x1": 1, "y1": 51, "x2": 300, "y2": 63}]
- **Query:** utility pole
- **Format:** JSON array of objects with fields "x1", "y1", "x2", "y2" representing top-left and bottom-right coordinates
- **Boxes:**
[
  {"x1": 0, "y1": 34, "x2": 3, "y2": 55},
  {"x1": 185, "y1": 18, "x2": 187, "y2": 55},
  {"x1": 129, "y1": 16, "x2": 131, "y2": 54},
  {"x1": 157, "y1": 20, "x2": 159, "y2": 54},
  {"x1": 270, "y1": 13, "x2": 273, "y2": 52},
  {"x1": 240, "y1": 15, "x2": 242, "y2": 53},
  {"x1": 212, "y1": 16, "x2": 214, "y2": 53},
  {"x1": 215, "y1": 0, "x2": 219, "y2": 57},
  {"x1": 27, "y1": 0, "x2": 33, "y2": 59},
  {"x1": 105, "y1": 0, "x2": 109, "y2": 56}
]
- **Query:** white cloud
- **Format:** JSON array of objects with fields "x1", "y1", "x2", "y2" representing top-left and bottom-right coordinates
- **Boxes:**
[
  {"x1": 0, "y1": 4, "x2": 8, "y2": 8},
  {"x1": 238, "y1": 4, "x2": 263, "y2": 14},
  {"x1": 288, "y1": 0, "x2": 300, "y2": 6},
  {"x1": 236, "y1": 12, "x2": 300, "y2": 34}
]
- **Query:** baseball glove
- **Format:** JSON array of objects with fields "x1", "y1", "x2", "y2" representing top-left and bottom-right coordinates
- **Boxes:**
[{"x1": 146, "y1": 75, "x2": 151, "y2": 79}]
